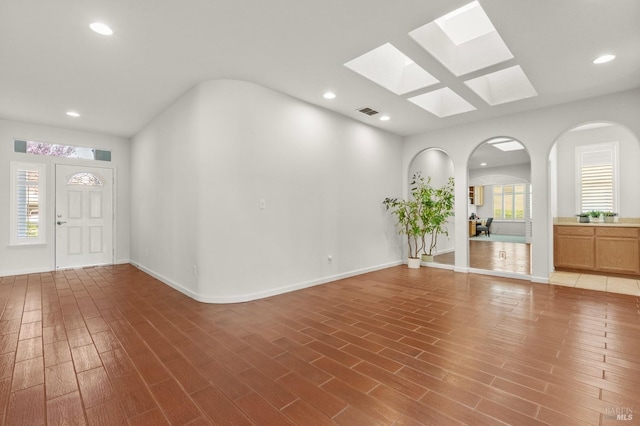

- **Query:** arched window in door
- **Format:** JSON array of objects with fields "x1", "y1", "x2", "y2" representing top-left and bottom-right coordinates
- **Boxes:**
[{"x1": 67, "y1": 172, "x2": 104, "y2": 187}]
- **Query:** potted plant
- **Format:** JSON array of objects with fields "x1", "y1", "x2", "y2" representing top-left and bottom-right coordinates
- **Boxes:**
[
  {"x1": 382, "y1": 196, "x2": 424, "y2": 268},
  {"x1": 602, "y1": 211, "x2": 617, "y2": 223},
  {"x1": 415, "y1": 175, "x2": 455, "y2": 261},
  {"x1": 588, "y1": 210, "x2": 602, "y2": 222},
  {"x1": 576, "y1": 213, "x2": 589, "y2": 223}
]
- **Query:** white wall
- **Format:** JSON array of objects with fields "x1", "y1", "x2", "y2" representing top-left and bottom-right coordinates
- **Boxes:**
[
  {"x1": 403, "y1": 89, "x2": 640, "y2": 282},
  {"x1": 554, "y1": 123, "x2": 640, "y2": 218},
  {"x1": 0, "y1": 119, "x2": 130, "y2": 276},
  {"x1": 408, "y1": 148, "x2": 455, "y2": 254},
  {"x1": 130, "y1": 80, "x2": 403, "y2": 303}
]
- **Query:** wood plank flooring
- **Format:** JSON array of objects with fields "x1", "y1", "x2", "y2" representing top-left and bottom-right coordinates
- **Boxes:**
[
  {"x1": 434, "y1": 240, "x2": 531, "y2": 275},
  {"x1": 0, "y1": 264, "x2": 638, "y2": 425}
]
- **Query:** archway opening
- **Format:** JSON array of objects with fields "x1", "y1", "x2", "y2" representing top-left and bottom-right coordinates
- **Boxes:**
[
  {"x1": 467, "y1": 137, "x2": 532, "y2": 276},
  {"x1": 408, "y1": 148, "x2": 455, "y2": 266},
  {"x1": 549, "y1": 121, "x2": 640, "y2": 287}
]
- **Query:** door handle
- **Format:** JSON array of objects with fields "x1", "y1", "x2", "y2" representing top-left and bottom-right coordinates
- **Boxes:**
[{"x1": 57, "y1": 221, "x2": 67, "y2": 225}]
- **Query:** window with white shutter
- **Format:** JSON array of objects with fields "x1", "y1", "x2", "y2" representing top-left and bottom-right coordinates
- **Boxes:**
[
  {"x1": 576, "y1": 142, "x2": 619, "y2": 214},
  {"x1": 10, "y1": 162, "x2": 46, "y2": 245}
]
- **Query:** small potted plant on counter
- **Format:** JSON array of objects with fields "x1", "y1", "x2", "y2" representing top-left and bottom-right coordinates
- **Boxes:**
[
  {"x1": 602, "y1": 211, "x2": 617, "y2": 223},
  {"x1": 576, "y1": 213, "x2": 589, "y2": 223},
  {"x1": 588, "y1": 210, "x2": 602, "y2": 223}
]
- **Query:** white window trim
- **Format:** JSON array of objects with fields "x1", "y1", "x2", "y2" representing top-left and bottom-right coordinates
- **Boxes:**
[
  {"x1": 10, "y1": 161, "x2": 46, "y2": 246},
  {"x1": 492, "y1": 183, "x2": 528, "y2": 221},
  {"x1": 575, "y1": 141, "x2": 619, "y2": 214}
]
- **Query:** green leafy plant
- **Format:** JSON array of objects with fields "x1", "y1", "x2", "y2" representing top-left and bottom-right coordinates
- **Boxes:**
[
  {"x1": 588, "y1": 210, "x2": 602, "y2": 218},
  {"x1": 413, "y1": 174, "x2": 455, "y2": 256},
  {"x1": 383, "y1": 172, "x2": 455, "y2": 259},
  {"x1": 382, "y1": 196, "x2": 423, "y2": 259},
  {"x1": 602, "y1": 211, "x2": 617, "y2": 217}
]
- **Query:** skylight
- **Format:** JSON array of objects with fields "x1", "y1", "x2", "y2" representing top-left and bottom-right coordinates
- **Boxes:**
[
  {"x1": 491, "y1": 140, "x2": 525, "y2": 152},
  {"x1": 344, "y1": 43, "x2": 439, "y2": 95},
  {"x1": 464, "y1": 65, "x2": 537, "y2": 105},
  {"x1": 408, "y1": 87, "x2": 476, "y2": 118},
  {"x1": 434, "y1": 1, "x2": 494, "y2": 46},
  {"x1": 409, "y1": 1, "x2": 513, "y2": 76},
  {"x1": 570, "y1": 123, "x2": 613, "y2": 132}
]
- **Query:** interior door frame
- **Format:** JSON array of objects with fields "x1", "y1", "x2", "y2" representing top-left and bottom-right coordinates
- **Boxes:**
[{"x1": 54, "y1": 163, "x2": 116, "y2": 270}]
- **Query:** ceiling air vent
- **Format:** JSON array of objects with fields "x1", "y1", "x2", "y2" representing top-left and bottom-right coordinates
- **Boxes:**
[{"x1": 357, "y1": 107, "x2": 379, "y2": 116}]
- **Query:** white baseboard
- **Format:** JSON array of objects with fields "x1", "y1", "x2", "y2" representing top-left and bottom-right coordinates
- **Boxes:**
[
  {"x1": 132, "y1": 260, "x2": 404, "y2": 304},
  {"x1": 468, "y1": 267, "x2": 532, "y2": 281},
  {"x1": 0, "y1": 266, "x2": 52, "y2": 278}
]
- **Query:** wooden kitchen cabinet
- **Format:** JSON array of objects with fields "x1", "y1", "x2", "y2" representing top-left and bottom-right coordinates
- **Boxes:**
[
  {"x1": 554, "y1": 225, "x2": 640, "y2": 276},
  {"x1": 595, "y1": 227, "x2": 640, "y2": 274},
  {"x1": 468, "y1": 186, "x2": 484, "y2": 205},
  {"x1": 554, "y1": 226, "x2": 595, "y2": 270}
]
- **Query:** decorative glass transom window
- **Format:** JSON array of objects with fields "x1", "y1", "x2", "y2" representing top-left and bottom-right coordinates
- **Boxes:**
[
  {"x1": 14, "y1": 139, "x2": 111, "y2": 162},
  {"x1": 68, "y1": 173, "x2": 103, "y2": 187}
]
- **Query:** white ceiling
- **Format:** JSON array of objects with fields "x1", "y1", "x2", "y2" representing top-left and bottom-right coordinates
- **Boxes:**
[{"x1": 1, "y1": 0, "x2": 639, "y2": 138}]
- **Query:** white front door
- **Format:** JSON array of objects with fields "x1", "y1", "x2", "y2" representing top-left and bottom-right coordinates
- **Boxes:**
[{"x1": 55, "y1": 165, "x2": 113, "y2": 269}]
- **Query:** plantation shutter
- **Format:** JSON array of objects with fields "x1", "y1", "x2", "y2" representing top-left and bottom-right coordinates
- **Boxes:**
[
  {"x1": 16, "y1": 169, "x2": 40, "y2": 238},
  {"x1": 577, "y1": 142, "x2": 617, "y2": 213},
  {"x1": 10, "y1": 161, "x2": 46, "y2": 245}
]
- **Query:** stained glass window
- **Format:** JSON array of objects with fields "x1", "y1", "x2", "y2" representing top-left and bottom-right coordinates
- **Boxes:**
[{"x1": 68, "y1": 173, "x2": 103, "y2": 187}]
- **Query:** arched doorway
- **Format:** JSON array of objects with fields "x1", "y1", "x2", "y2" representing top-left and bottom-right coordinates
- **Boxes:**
[
  {"x1": 549, "y1": 121, "x2": 640, "y2": 290},
  {"x1": 467, "y1": 137, "x2": 532, "y2": 276},
  {"x1": 408, "y1": 148, "x2": 455, "y2": 266}
]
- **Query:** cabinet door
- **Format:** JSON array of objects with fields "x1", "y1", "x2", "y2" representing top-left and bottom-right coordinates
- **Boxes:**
[
  {"x1": 595, "y1": 237, "x2": 640, "y2": 274},
  {"x1": 554, "y1": 229, "x2": 594, "y2": 270},
  {"x1": 474, "y1": 186, "x2": 484, "y2": 206}
]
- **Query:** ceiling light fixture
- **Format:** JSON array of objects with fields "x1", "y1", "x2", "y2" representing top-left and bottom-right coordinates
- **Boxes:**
[
  {"x1": 90, "y1": 22, "x2": 113, "y2": 36},
  {"x1": 379, "y1": 115, "x2": 390, "y2": 121},
  {"x1": 66, "y1": 111, "x2": 80, "y2": 117},
  {"x1": 593, "y1": 54, "x2": 615, "y2": 64},
  {"x1": 323, "y1": 92, "x2": 336, "y2": 99}
]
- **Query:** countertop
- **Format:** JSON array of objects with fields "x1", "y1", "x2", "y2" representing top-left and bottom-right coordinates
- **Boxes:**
[{"x1": 554, "y1": 217, "x2": 640, "y2": 227}]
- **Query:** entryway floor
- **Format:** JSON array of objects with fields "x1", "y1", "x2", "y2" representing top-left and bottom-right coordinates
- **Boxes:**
[{"x1": 549, "y1": 271, "x2": 640, "y2": 296}]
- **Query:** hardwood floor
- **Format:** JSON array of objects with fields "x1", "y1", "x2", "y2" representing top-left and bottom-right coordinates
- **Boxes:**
[
  {"x1": 0, "y1": 264, "x2": 638, "y2": 425},
  {"x1": 434, "y1": 240, "x2": 531, "y2": 275}
]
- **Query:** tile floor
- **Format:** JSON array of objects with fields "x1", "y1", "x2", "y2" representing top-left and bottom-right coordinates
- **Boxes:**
[{"x1": 549, "y1": 272, "x2": 640, "y2": 296}]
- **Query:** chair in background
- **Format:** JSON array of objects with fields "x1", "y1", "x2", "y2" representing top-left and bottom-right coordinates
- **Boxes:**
[{"x1": 476, "y1": 217, "x2": 493, "y2": 237}]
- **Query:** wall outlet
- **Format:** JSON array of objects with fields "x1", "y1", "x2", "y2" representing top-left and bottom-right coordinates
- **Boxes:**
[
  {"x1": 192, "y1": 265, "x2": 197, "y2": 276},
  {"x1": 259, "y1": 199, "x2": 266, "y2": 209}
]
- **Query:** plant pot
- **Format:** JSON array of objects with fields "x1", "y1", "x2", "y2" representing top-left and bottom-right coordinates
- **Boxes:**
[
  {"x1": 421, "y1": 254, "x2": 434, "y2": 262},
  {"x1": 589, "y1": 216, "x2": 600, "y2": 223},
  {"x1": 407, "y1": 257, "x2": 421, "y2": 269},
  {"x1": 604, "y1": 216, "x2": 615, "y2": 223},
  {"x1": 578, "y1": 216, "x2": 589, "y2": 223}
]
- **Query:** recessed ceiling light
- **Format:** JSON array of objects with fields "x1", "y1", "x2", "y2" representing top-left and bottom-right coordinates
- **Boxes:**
[
  {"x1": 323, "y1": 92, "x2": 336, "y2": 99},
  {"x1": 66, "y1": 111, "x2": 80, "y2": 117},
  {"x1": 480, "y1": 162, "x2": 487, "y2": 166},
  {"x1": 593, "y1": 54, "x2": 615, "y2": 64},
  {"x1": 90, "y1": 22, "x2": 113, "y2": 36},
  {"x1": 379, "y1": 115, "x2": 390, "y2": 121}
]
